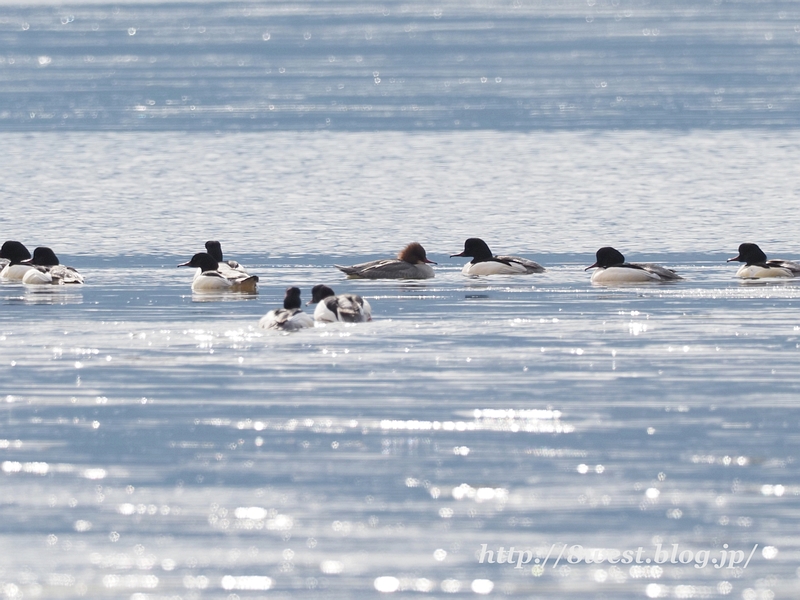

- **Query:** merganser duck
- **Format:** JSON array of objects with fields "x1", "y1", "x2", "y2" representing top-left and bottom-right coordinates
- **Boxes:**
[
  {"x1": 586, "y1": 246, "x2": 682, "y2": 283},
  {"x1": 451, "y1": 238, "x2": 545, "y2": 276},
  {"x1": 21, "y1": 247, "x2": 84, "y2": 285},
  {"x1": 204, "y1": 240, "x2": 251, "y2": 278},
  {"x1": 0, "y1": 241, "x2": 34, "y2": 281},
  {"x1": 727, "y1": 243, "x2": 800, "y2": 279},
  {"x1": 335, "y1": 242, "x2": 436, "y2": 279},
  {"x1": 306, "y1": 284, "x2": 372, "y2": 323},
  {"x1": 178, "y1": 252, "x2": 258, "y2": 293},
  {"x1": 259, "y1": 287, "x2": 315, "y2": 331}
]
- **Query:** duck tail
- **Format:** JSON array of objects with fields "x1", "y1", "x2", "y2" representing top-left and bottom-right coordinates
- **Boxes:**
[{"x1": 233, "y1": 276, "x2": 259, "y2": 293}]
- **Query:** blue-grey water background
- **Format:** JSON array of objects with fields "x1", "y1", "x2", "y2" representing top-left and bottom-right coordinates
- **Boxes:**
[{"x1": 3, "y1": 1, "x2": 800, "y2": 599}]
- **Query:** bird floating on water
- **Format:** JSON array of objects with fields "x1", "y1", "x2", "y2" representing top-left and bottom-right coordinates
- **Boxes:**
[
  {"x1": 585, "y1": 247, "x2": 682, "y2": 283},
  {"x1": 335, "y1": 242, "x2": 436, "y2": 279},
  {"x1": 451, "y1": 238, "x2": 545, "y2": 276},
  {"x1": 306, "y1": 284, "x2": 371, "y2": 322}
]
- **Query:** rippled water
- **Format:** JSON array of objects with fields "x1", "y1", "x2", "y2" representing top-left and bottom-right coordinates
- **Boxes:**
[
  {"x1": 2, "y1": 0, "x2": 800, "y2": 130},
  {"x1": 3, "y1": 131, "x2": 800, "y2": 599},
  {"x1": 3, "y1": 0, "x2": 800, "y2": 598}
]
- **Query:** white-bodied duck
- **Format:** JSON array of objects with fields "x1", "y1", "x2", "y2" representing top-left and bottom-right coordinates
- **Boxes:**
[
  {"x1": 22, "y1": 247, "x2": 84, "y2": 285},
  {"x1": 451, "y1": 238, "x2": 545, "y2": 276},
  {"x1": 335, "y1": 242, "x2": 436, "y2": 279},
  {"x1": 586, "y1": 246, "x2": 682, "y2": 283},
  {"x1": 178, "y1": 252, "x2": 258, "y2": 293},
  {"x1": 727, "y1": 243, "x2": 800, "y2": 279},
  {"x1": 306, "y1": 284, "x2": 372, "y2": 323},
  {"x1": 0, "y1": 240, "x2": 34, "y2": 281},
  {"x1": 259, "y1": 286, "x2": 315, "y2": 331}
]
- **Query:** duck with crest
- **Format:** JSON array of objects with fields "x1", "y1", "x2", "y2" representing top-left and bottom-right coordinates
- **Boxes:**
[{"x1": 335, "y1": 242, "x2": 436, "y2": 279}]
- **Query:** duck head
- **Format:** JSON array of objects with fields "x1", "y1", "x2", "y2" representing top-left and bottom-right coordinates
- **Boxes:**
[
  {"x1": 0, "y1": 241, "x2": 32, "y2": 264},
  {"x1": 586, "y1": 246, "x2": 626, "y2": 270},
  {"x1": 451, "y1": 238, "x2": 493, "y2": 261},
  {"x1": 24, "y1": 247, "x2": 60, "y2": 267},
  {"x1": 204, "y1": 240, "x2": 224, "y2": 262},
  {"x1": 727, "y1": 243, "x2": 767, "y2": 266},
  {"x1": 399, "y1": 242, "x2": 436, "y2": 265},
  {"x1": 307, "y1": 284, "x2": 336, "y2": 305},
  {"x1": 283, "y1": 286, "x2": 303, "y2": 310},
  {"x1": 178, "y1": 252, "x2": 220, "y2": 272}
]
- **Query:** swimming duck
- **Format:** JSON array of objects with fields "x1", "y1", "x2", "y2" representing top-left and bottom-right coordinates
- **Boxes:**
[
  {"x1": 0, "y1": 240, "x2": 33, "y2": 281},
  {"x1": 306, "y1": 284, "x2": 372, "y2": 323},
  {"x1": 21, "y1": 247, "x2": 84, "y2": 285},
  {"x1": 259, "y1": 287, "x2": 315, "y2": 331},
  {"x1": 335, "y1": 242, "x2": 436, "y2": 279},
  {"x1": 727, "y1": 243, "x2": 800, "y2": 279},
  {"x1": 451, "y1": 238, "x2": 545, "y2": 276},
  {"x1": 204, "y1": 240, "x2": 252, "y2": 278},
  {"x1": 586, "y1": 247, "x2": 682, "y2": 283},
  {"x1": 178, "y1": 252, "x2": 259, "y2": 293}
]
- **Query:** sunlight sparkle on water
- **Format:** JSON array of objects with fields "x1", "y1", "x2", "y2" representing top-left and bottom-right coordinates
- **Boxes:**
[{"x1": 4, "y1": 126, "x2": 800, "y2": 598}]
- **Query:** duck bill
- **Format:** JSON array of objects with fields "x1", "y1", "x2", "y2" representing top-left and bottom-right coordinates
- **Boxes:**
[
  {"x1": 177, "y1": 261, "x2": 191, "y2": 268},
  {"x1": 424, "y1": 258, "x2": 437, "y2": 264},
  {"x1": 450, "y1": 252, "x2": 466, "y2": 258},
  {"x1": 726, "y1": 255, "x2": 742, "y2": 263},
  {"x1": 584, "y1": 261, "x2": 599, "y2": 271}
]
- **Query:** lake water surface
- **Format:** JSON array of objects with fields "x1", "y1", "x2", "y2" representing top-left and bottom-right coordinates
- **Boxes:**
[
  {"x1": 3, "y1": 1, "x2": 800, "y2": 599},
  {"x1": 3, "y1": 130, "x2": 800, "y2": 600}
]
